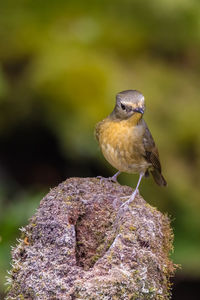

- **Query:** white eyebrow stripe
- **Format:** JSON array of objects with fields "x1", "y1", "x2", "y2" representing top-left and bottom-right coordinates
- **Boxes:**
[{"x1": 121, "y1": 101, "x2": 136, "y2": 106}]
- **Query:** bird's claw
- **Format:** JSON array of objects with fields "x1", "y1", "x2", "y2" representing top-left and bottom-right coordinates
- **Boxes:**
[
  {"x1": 97, "y1": 175, "x2": 118, "y2": 183},
  {"x1": 120, "y1": 188, "x2": 138, "y2": 209}
]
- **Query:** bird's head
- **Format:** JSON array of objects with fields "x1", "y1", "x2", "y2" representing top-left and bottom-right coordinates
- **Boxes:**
[{"x1": 112, "y1": 90, "x2": 145, "y2": 120}]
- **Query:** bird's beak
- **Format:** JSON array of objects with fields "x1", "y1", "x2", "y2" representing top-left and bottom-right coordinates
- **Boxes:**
[{"x1": 133, "y1": 107, "x2": 144, "y2": 114}]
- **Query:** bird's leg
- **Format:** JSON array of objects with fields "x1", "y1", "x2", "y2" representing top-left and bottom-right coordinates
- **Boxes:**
[
  {"x1": 121, "y1": 172, "x2": 144, "y2": 207},
  {"x1": 97, "y1": 171, "x2": 121, "y2": 183},
  {"x1": 109, "y1": 171, "x2": 121, "y2": 182}
]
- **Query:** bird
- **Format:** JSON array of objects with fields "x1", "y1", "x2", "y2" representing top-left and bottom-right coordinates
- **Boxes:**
[{"x1": 95, "y1": 90, "x2": 167, "y2": 205}]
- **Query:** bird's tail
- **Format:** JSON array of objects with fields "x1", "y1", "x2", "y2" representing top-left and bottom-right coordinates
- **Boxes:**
[{"x1": 151, "y1": 169, "x2": 167, "y2": 187}]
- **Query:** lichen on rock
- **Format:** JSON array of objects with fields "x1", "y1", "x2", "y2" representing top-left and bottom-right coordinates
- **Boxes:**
[{"x1": 6, "y1": 177, "x2": 176, "y2": 299}]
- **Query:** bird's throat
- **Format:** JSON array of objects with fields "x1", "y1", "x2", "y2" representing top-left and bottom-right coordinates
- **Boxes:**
[{"x1": 127, "y1": 112, "x2": 143, "y2": 126}]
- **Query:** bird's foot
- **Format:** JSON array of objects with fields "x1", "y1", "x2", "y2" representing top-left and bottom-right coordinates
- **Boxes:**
[
  {"x1": 97, "y1": 172, "x2": 120, "y2": 183},
  {"x1": 96, "y1": 176, "x2": 110, "y2": 184},
  {"x1": 108, "y1": 173, "x2": 119, "y2": 183},
  {"x1": 120, "y1": 188, "x2": 138, "y2": 209},
  {"x1": 97, "y1": 176, "x2": 117, "y2": 184}
]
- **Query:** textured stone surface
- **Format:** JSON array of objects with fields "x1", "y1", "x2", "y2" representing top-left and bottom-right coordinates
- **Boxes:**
[{"x1": 6, "y1": 177, "x2": 175, "y2": 299}]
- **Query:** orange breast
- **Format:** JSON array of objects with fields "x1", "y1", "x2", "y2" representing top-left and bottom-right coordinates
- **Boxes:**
[{"x1": 98, "y1": 118, "x2": 150, "y2": 174}]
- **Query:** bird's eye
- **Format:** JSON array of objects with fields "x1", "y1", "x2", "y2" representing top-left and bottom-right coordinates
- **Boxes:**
[{"x1": 121, "y1": 103, "x2": 126, "y2": 110}]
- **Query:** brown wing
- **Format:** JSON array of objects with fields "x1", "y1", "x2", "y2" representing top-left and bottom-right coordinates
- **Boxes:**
[
  {"x1": 142, "y1": 120, "x2": 161, "y2": 171},
  {"x1": 142, "y1": 120, "x2": 167, "y2": 186}
]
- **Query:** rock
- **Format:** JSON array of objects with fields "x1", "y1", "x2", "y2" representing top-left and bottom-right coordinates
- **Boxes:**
[{"x1": 6, "y1": 177, "x2": 175, "y2": 300}]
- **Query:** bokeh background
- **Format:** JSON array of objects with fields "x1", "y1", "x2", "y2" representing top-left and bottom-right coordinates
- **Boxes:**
[{"x1": 0, "y1": 0, "x2": 200, "y2": 299}]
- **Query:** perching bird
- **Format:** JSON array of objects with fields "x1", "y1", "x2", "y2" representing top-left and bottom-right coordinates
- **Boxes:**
[{"x1": 95, "y1": 90, "x2": 167, "y2": 205}]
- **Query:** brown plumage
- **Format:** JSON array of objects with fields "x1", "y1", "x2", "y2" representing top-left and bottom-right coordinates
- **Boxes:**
[
  {"x1": 142, "y1": 120, "x2": 167, "y2": 186},
  {"x1": 95, "y1": 90, "x2": 167, "y2": 204}
]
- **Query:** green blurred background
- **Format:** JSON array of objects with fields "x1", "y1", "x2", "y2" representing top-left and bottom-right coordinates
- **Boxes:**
[{"x1": 0, "y1": 0, "x2": 200, "y2": 299}]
